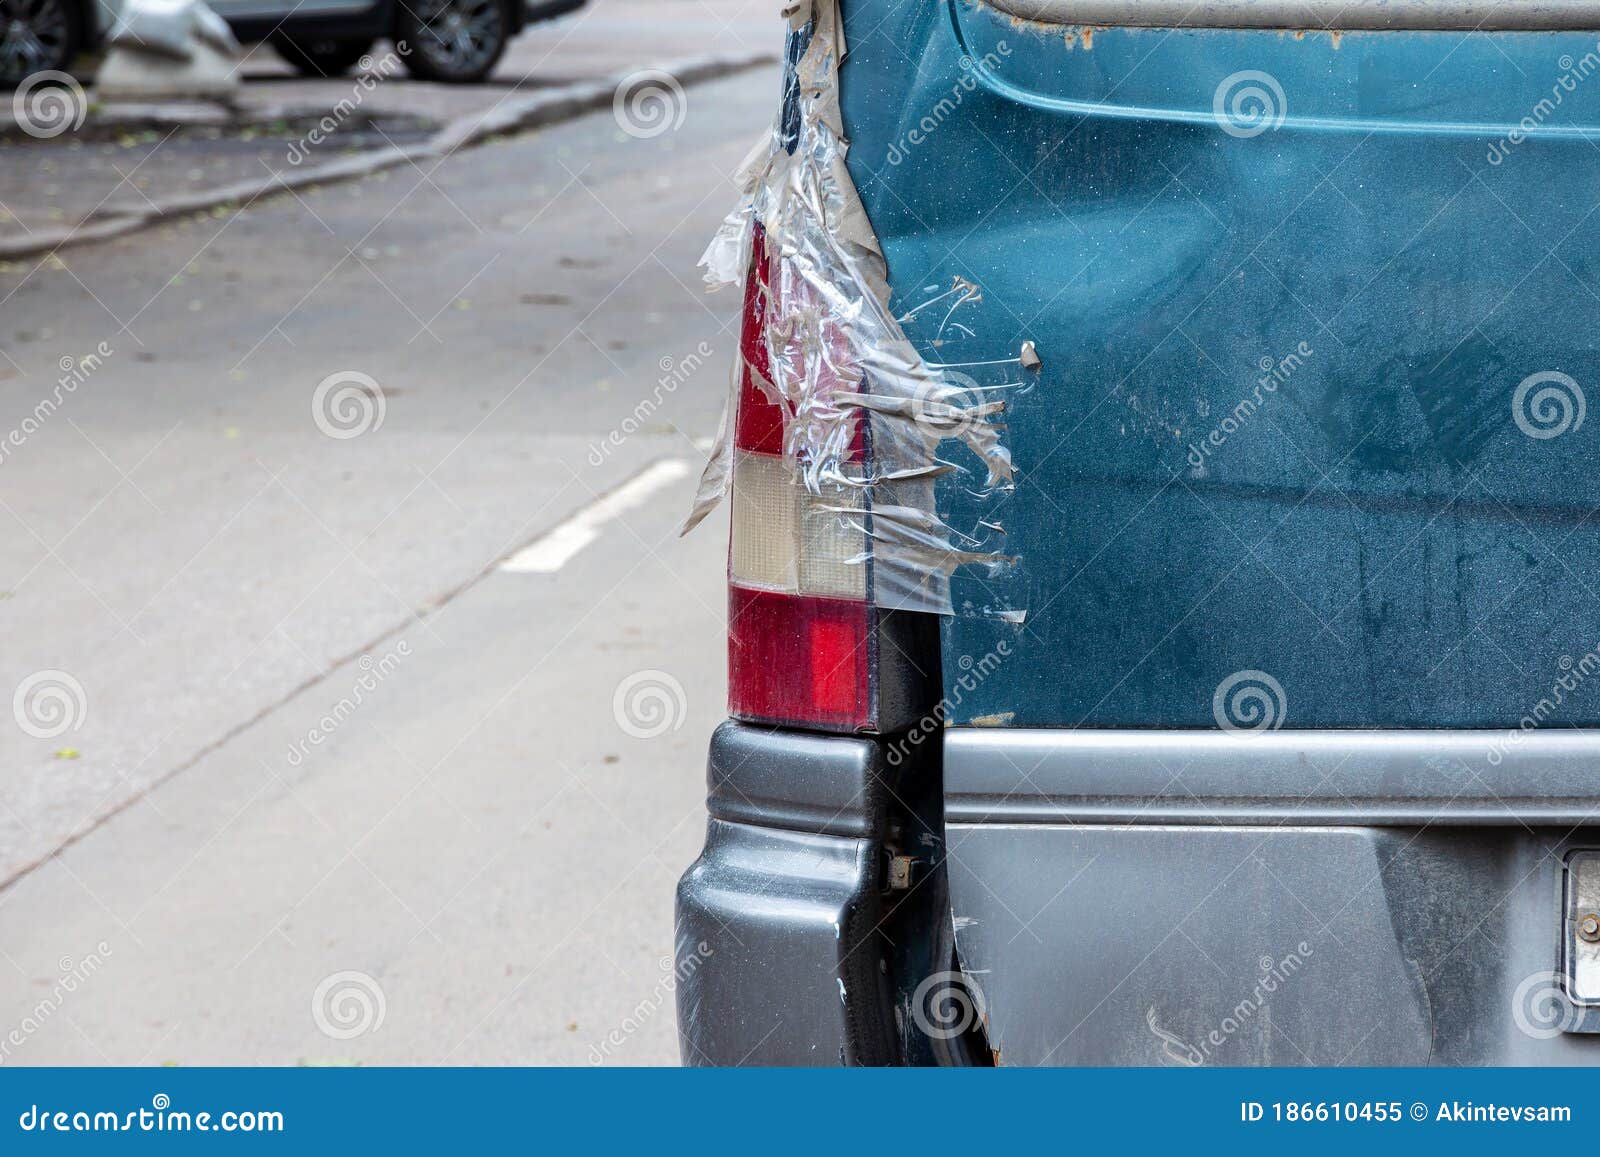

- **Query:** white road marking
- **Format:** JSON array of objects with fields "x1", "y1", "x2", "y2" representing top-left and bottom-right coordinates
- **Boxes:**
[{"x1": 499, "y1": 458, "x2": 691, "y2": 574}]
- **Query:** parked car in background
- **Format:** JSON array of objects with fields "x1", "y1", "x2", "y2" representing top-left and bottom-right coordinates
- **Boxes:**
[
  {"x1": 219, "y1": 0, "x2": 585, "y2": 82},
  {"x1": 0, "y1": 0, "x2": 103, "y2": 87},
  {"x1": 0, "y1": 0, "x2": 583, "y2": 87},
  {"x1": 678, "y1": 0, "x2": 1600, "y2": 1066}
]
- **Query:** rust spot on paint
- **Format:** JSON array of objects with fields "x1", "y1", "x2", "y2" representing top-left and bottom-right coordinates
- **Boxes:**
[
  {"x1": 968, "y1": 711, "x2": 1016, "y2": 727},
  {"x1": 1277, "y1": 25, "x2": 1348, "y2": 46}
]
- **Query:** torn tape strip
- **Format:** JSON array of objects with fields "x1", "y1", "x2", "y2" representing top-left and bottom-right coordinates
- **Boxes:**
[{"x1": 683, "y1": 0, "x2": 1023, "y2": 620}]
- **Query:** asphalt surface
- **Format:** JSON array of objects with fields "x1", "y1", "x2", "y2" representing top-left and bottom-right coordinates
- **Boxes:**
[
  {"x1": 0, "y1": 60, "x2": 773, "y2": 1064},
  {"x1": 0, "y1": 0, "x2": 772, "y2": 249}
]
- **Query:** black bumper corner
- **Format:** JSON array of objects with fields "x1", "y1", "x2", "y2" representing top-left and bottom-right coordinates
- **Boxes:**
[
  {"x1": 676, "y1": 818, "x2": 895, "y2": 1065},
  {"x1": 674, "y1": 722, "x2": 898, "y2": 1066},
  {"x1": 675, "y1": 720, "x2": 972, "y2": 1066}
]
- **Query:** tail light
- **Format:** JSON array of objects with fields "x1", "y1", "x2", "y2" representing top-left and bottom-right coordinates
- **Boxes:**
[{"x1": 727, "y1": 224, "x2": 878, "y2": 732}]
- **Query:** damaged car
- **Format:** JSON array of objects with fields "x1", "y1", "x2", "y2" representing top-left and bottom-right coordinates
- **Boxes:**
[{"x1": 677, "y1": 0, "x2": 1600, "y2": 1065}]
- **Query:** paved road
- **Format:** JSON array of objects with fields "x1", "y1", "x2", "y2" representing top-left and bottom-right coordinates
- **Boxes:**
[
  {"x1": 0, "y1": 61, "x2": 773, "y2": 1064},
  {"x1": 1, "y1": 0, "x2": 772, "y2": 248}
]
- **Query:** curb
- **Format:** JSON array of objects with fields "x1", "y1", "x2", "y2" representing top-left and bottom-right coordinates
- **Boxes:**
[{"x1": 0, "y1": 50, "x2": 773, "y2": 262}]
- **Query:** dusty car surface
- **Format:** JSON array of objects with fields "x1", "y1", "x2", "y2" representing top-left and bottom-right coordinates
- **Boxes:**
[{"x1": 677, "y1": 0, "x2": 1600, "y2": 1065}]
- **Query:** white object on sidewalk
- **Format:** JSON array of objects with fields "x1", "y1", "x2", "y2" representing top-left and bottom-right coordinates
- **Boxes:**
[{"x1": 95, "y1": 0, "x2": 241, "y2": 102}]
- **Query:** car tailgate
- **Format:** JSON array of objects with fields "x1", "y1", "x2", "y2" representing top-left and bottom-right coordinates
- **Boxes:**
[
  {"x1": 837, "y1": 0, "x2": 1600, "y2": 1065},
  {"x1": 843, "y1": 2, "x2": 1600, "y2": 729}
]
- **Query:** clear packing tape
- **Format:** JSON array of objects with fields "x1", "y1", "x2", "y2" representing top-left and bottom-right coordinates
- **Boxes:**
[{"x1": 683, "y1": 0, "x2": 1024, "y2": 620}]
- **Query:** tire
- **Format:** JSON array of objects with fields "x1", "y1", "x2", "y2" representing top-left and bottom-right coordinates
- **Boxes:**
[
  {"x1": 0, "y1": 0, "x2": 83, "y2": 89},
  {"x1": 272, "y1": 35, "x2": 376, "y2": 78},
  {"x1": 395, "y1": 0, "x2": 509, "y2": 84}
]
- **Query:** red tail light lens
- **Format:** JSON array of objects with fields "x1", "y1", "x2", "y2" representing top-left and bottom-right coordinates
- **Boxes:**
[
  {"x1": 726, "y1": 224, "x2": 876, "y2": 732},
  {"x1": 728, "y1": 588, "x2": 872, "y2": 729}
]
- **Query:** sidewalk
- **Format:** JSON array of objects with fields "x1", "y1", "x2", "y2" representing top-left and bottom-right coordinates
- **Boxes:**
[
  {"x1": 0, "y1": 0, "x2": 774, "y2": 257},
  {"x1": 0, "y1": 65, "x2": 766, "y2": 1062}
]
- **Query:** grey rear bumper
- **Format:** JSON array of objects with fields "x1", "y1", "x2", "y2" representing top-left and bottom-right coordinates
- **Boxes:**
[
  {"x1": 944, "y1": 729, "x2": 1600, "y2": 1065},
  {"x1": 675, "y1": 721, "x2": 978, "y2": 1066},
  {"x1": 678, "y1": 725, "x2": 1600, "y2": 1065}
]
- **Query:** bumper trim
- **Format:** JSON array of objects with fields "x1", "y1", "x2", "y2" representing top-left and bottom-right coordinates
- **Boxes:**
[
  {"x1": 703, "y1": 721, "x2": 889, "y2": 838},
  {"x1": 947, "y1": 728, "x2": 1600, "y2": 826}
]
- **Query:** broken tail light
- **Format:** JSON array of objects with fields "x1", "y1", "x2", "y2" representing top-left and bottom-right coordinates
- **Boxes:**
[{"x1": 727, "y1": 224, "x2": 878, "y2": 732}]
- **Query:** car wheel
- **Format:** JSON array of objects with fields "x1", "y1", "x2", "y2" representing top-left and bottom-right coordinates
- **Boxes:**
[
  {"x1": 271, "y1": 35, "x2": 378, "y2": 78},
  {"x1": 395, "y1": 0, "x2": 508, "y2": 84},
  {"x1": 0, "y1": 0, "x2": 83, "y2": 89}
]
